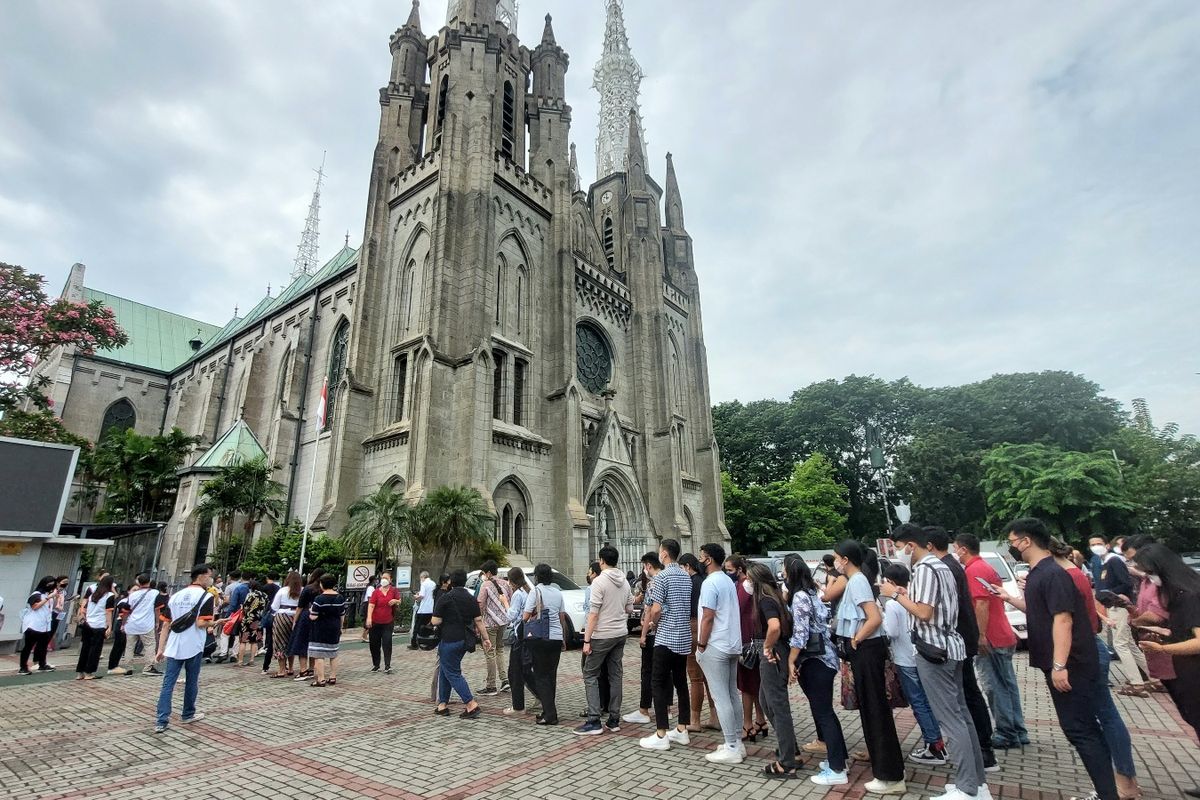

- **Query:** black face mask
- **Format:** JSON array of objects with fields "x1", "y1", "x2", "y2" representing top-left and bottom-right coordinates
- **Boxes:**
[
  {"x1": 724, "y1": 570, "x2": 737, "y2": 579},
  {"x1": 1008, "y1": 545, "x2": 1024, "y2": 563}
]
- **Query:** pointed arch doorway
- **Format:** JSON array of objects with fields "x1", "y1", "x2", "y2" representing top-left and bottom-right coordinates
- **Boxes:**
[{"x1": 586, "y1": 471, "x2": 646, "y2": 570}]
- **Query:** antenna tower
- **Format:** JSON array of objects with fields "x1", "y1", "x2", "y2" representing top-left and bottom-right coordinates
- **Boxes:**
[{"x1": 292, "y1": 153, "x2": 326, "y2": 280}]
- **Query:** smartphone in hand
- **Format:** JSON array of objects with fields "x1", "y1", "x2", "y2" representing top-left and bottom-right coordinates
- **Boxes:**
[{"x1": 974, "y1": 576, "x2": 1001, "y2": 596}]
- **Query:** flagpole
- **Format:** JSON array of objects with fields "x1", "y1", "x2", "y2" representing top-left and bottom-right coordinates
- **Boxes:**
[
  {"x1": 299, "y1": 377, "x2": 328, "y2": 576},
  {"x1": 299, "y1": 437, "x2": 319, "y2": 576}
]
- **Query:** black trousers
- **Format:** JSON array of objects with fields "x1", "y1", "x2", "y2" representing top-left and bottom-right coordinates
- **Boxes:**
[
  {"x1": 848, "y1": 637, "x2": 904, "y2": 782},
  {"x1": 75, "y1": 624, "x2": 106, "y2": 675},
  {"x1": 260, "y1": 620, "x2": 274, "y2": 671},
  {"x1": 580, "y1": 650, "x2": 611, "y2": 713},
  {"x1": 20, "y1": 629, "x2": 51, "y2": 671},
  {"x1": 529, "y1": 638, "x2": 562, "y2": 723},
  {"x1": 412, "y1": 613, "x2": 431, "y2": 647},
  {"x1": 639, "y1": 633, "x2": 656, "y2": 710},
  {"x1": 1045, "y1": 671, "x2": 1118, "y2": 800},
  {"x1": 508, "y1": 637, "x2": 540, "y2": 711},
  {"x1": 369, "y1": 622, "x2": 394, "y2": 669},
  {"x1": 962, "y1": 654, "x2": 996, "y2": 764},
  {"x1": 107, "y1": 628, "x2": 127, "y2": 670},
  {"x1": 800, "y1": 657, "x2": 848, "y2": 772},
  {"x1": 652, "y1": 645, "x2": 690, "y2": 731}
]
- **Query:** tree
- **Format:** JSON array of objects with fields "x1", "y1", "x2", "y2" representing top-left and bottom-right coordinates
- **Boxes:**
[
  {"x1": 341, "y1": 484, "x2": 414, "y2": 570},
  {"x1": 0, "y1": 408, "x2": 90, "y2": 448},
  {"x1": 241, "y1": 520, "x2": 346, "y2": 580},
  {"x1": 413, "y1": 486, "x2": 495, "y2": 575},
  {"x1": 196, "y1": 456, "x2": 286, "y2": 574},
  {"x1": 0, "y1": 262, "x2": 126, "y2": 415},
  {"x1": 980, "y1": 443, "x2": 1135, "y2": 540},
  {"x1": 90, "y1": 427, "x2": 199, "y2": 522},
  {"x1": 892, "y1": 428, "x2": 988, "y2": 533},
  {"x1": 722, "y1": 472, "x2": 805, "y2": 556},
  {"x1": 712, "y1": 399, "x2": 792, "y2": 486},
  {"x1": 786, "y1": 454, "x2": 849, "y2": 546}
]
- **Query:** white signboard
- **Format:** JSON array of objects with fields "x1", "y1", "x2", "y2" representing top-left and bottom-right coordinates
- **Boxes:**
[
  {"x1": 346, "y1": 560, "x2": 375, "y2": 590},
  {"x1": 394, "y1": 566, "x2": 412, "y2": 589}
]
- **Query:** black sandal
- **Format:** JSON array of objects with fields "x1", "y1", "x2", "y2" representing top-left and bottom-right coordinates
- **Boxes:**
[
  {"x1": 742, "y1": 725, "x2": 757, "y2": 743},
  {"x1": 755, "y1": 722, "x2": 769, "y2": 739},
  {"x1": 763, "y1": 762, "x2": 796, "y2": 779},
  {"x1": 310, "y1": 680, "x2": 327, "y2": 687},
  {"x1": 327, "y1": 678, "x2": 337, "y2": 686}
]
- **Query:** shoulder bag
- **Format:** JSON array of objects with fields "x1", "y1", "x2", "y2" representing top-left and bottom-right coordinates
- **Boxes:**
[
  {"x1": 524, "y1": 587, "x2": 552, "y2": 640},
  {"x1": 911, "y1": 563, "x2": 952, "y2": 664},
  {"x1": 170, "y1": 591, "x2": 209, "y2": 633}
]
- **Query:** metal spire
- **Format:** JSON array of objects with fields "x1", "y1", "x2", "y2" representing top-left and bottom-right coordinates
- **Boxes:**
[
  {"x1": 292, "y1": 152, "x2": 325, "y2": 280},
  {"x1": 497, "y1": 0, "x2": 518, "y2": 31},
  {"x1": 593, "y1": 0, "x2": 645, "y2": 181}
]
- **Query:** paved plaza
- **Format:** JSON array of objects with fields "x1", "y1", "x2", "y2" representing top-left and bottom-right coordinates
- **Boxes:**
[{"x1": 0, "y1": 634, "x2": 1196, "y2": 800}]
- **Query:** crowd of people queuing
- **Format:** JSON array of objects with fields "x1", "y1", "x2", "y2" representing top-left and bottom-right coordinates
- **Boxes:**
[{"x1": 15, "y1": 516, "x2": 1200, "y2": 800}]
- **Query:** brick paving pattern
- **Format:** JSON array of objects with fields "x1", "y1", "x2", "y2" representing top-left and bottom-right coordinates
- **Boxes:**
[{"x1": 1, "y1": 635, "x2": 1196, "y2": 800}]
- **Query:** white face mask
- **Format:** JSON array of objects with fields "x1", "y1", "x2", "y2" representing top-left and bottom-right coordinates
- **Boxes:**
[
  {"x1": 893, "y1": 547, "x2": 913, "y2": 570},
  {"x1": 380, "y1": 579, "x2": 390, "y2": 586},
  {"x1": 1148, "y1": 575, "x2": 1163, "y2": 587},
  {"x1": 1090, "y1": 545, "x2": 1109, "y2": 557}
]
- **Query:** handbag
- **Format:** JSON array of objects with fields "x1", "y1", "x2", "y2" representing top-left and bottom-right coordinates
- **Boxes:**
[
  {"x1": 798, "y1": 593, "x2": 827, "y2": 656},
  {"x1": 223, "y1": 608, "x2": 243, "y2": 636},
  {"x1": 739, "y1": 640, "x2": 761, "y2": 670},
  {"x1": 524, "y1": 588, "x2": 552, "y2": 640},
  {"x1": 911, "y1": 563, "x2": 953, "y2": 664}
]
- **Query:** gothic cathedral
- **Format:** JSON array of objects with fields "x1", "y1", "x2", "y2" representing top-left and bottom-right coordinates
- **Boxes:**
[{"x1": 35, "y1": 0, "x2": 728, "y2": 580}]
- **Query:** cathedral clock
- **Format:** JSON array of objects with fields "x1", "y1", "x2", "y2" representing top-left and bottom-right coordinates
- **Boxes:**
[{"x1": 575, "y1": 322, "x2": 612, "y2": 393}]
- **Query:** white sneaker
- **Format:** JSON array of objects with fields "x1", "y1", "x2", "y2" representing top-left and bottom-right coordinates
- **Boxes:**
[
  {"x1": 181, "y1": 712, "x2": 206, "y2": 724},
  {"x1": 810, "y1": 766, "x2": 849, "y2": 786},
  {"x1": 864, "y1": 779, "x2": 907, "y2": 795},
  {"x1": 639, "y1": 732, "x2": 670, "y2": 750},
  {"x1": 623, "y1": 710, "x2": 651, "y2": 724},
  {"x1": 665, "y1": 728, "x2": 690, "y2": 745},
  {"x1": 736, "y1": 742, "x2": 747, "y2": 759},
  {"x1": 931, "y1": 787, "x2": 956, "y2": 800},
  {"x1": 704, "y1": 744, "x2": 744, "y2": 764},
  {"x1": 933, "y1": 788, "x2": 981, "y2": 800},
  {"x1": 977, "y1": 786, "x2": 994, "y2": 800}
]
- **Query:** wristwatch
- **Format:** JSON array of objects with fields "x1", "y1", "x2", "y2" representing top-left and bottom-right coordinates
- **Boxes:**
[
  {"x1": 1052, "y1": 662, "x2": 1068, "y2": 672},
  {"x1": 890, "y1": 592, "x2": 900, "y2": 600}
]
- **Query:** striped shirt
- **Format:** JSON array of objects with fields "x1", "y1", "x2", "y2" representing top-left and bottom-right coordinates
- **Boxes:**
[
  {"x1": 646, "y1": 563, "x2": 693, "y2": 655},
  {"x1": 909, "y1": 555, "x2": 967, "y2": 662}
]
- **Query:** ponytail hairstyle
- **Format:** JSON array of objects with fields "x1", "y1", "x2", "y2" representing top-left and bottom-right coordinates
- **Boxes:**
[{"x1": 746, "y1": 561, "x2": 785, "y2": 631}]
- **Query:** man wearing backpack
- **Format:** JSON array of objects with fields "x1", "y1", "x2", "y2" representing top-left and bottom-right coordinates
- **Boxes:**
[{"x1": 153, "y1": 564, "x2": 221, "y2": 733}]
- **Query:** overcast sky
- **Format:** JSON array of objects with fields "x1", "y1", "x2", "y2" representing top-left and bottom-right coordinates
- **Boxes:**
[{"x1": 2, "y1": 1, "x2": 1197, "y2": 434}]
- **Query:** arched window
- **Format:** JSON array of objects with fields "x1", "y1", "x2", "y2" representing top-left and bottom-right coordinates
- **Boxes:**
[
  {"x1": 515, "y1": 268, "x2": 524, "y2": 337},
  {"x1": 602, "y1": 217, "x2": 615, "y2": 269},
  {"x1": 494, "y1": 257, "x2": 505, "y2": 327},
  {"x1": 324, "y1": 320, "x2": 350, "y2": 430},
  {"x1": 100, "y1": 398, "x2": 136, "y2": 441},
  {"x1": 277, "y1": 346, "x2": 294, "y2": 408},
  {"x1": 492, "y1": 349, "x2": 506, "y2": 420},
  {"x1": 513, "y1": 513, "x2": 524, "y2": 553},
  {"x1": 501, "y1": 81, "x2": 515, "y2": 161},
  {"x1": 392, "y1": 353, "x2": 408, "y2": 423},
  {"x1": 512, "y1": 359, "x2": 526, "y2": 427},
  {"x1": 436, "y1": 75, "x2": 449, "y2": 131},
  {"x1": 575, "y1": 322, "x2": 612, "y2": 394},
  {"x1": 501, "y1": 504, "x2": 513, "y2": 550}
]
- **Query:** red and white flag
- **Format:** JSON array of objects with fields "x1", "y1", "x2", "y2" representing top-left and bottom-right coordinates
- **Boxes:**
[{"x1": 315, "y1": 377, "x2": 328, "y2": 432}]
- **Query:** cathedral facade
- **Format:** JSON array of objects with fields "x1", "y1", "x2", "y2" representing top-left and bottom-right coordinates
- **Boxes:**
[{"x1": 36, "y1": 0, "x2": 728, "y2": 580}]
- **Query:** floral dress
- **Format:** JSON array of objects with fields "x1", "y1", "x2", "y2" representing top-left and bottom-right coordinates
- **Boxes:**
[{"x1": 239, "y1": 589, "x2": 268, "y2": 645}]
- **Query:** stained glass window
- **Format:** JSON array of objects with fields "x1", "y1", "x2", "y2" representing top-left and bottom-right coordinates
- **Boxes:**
[
  {"x1": 576, "y1": 322, "x2": 612, "y2": 394},
  {"x1": 325, "y1": 320, "x2": 350, "y2": 430},
  {"x1": 100, "y1": 398, "x2": 136, "y2": 441}
]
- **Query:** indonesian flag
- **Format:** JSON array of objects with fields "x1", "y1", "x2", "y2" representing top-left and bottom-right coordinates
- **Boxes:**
[{"x1": 315, "y1": 377, "x2": 328, "y2": 432}]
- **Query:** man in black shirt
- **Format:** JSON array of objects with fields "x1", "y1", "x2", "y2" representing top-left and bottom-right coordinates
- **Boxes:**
[
  {"x1": 260, "y1": 572, "x2": 281, "y2": 673},
  {"x1": 679, "y1": 553, "x2": 716, "y2": 732},
  {"x1": 926, "y1": 527, "x2": 997, "y2": 773},
  {"x1": 1007, "y1": 518, "x2": 1117, "y2": 800}
]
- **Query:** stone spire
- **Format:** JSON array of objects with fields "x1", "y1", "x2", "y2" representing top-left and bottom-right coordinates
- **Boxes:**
[
  {"x1": 625, "y1": 108, "x2": 646, "y2": 177},
  {"x1": 541, "y1": 12, "x2": 556, "y2": 45},
  {"x1": 405, "y1": 0, "x2": 422, "y2": 30},
  {"x1": 593, "y1": 0, "x2": 645, "y2": 181},
  {"x1": 664, "y1": 152, "x2": 684, "y2": 229},
  {"x1": 569, "y1": 142, "x2": 581, "y2": 192}
]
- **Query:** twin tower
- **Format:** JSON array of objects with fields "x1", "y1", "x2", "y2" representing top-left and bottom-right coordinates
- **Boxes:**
[{"x1": 324, "y1": 0, "x2": 728, "y2": 575}]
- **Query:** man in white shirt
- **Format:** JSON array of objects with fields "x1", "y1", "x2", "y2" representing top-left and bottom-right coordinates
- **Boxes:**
[
  {"x1": 110, "y1": 574, "x2": 160, "y2": 676},
  {"x1": 694, "y1": 543, "x2": 745, "y2": 763},
  {"x1": 576, "y1": 546, "x2": 633, "y2": 735},
  {"x1": 410, "y1": 571, "x2": 436, "y2": 649},
  {"x1": 154, "y1": 564, "x2": 221, "y2": 733}
]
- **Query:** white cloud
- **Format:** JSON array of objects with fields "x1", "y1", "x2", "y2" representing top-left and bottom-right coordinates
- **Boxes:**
[{"x1": 0, "y1": 0, "x2": 1197, "y2": 433}]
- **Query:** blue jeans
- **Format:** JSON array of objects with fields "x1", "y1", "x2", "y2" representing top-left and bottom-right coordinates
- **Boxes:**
[
  {"x1": 897, "y1": 664, "x2": 942, "y2": 745},
  {"x1": 976, "y1": 645, "x2": 1029, "y2": 745},
  {"x1": 1094, "y1": 637, "x2": 1136, "y2": 777},
  {"x1": 155, "y1": 653, "x2": 202, "y2": 726},
  {"x1": 437, "y1": 640, "x2": 472, "y2": 705}
]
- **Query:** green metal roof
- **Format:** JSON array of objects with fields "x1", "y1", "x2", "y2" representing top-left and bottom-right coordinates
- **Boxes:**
[
  {"x1": 82, "y1": 288, "x2": 221, "y2": 372},
  {"x1": 190, "y1": 245, "x2": 359, "y2": 363},
  {"x1": 190, "y1": 419, "x2": 267, "y2": 470}
]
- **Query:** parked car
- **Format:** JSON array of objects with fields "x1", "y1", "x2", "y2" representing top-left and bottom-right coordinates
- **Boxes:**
[
  {"x1": 978, "y1": 551, "x2": 1028, "y2": 643},
  {"x1": 465, "y1": 568, "x2": 587, "y2": 647},
  {"x1": 1183, "y1": 553, "x2": 1200, "y2": 574}
]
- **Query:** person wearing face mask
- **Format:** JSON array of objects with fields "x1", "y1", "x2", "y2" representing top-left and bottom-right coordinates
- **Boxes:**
[
  {"x1": 366, "y1": 571, "x2": 401, "y2": 674},
  {"x1": 19, "y1": 576, "x2": 59, "y2": 675},
  {"x1": 153, "y1": 564, "x2": 221, "y2": 733},
  {"x1": 1133, "y1": 543, "x2": 1200, "y2": 799},
  {"x1": 623, "y1": 553, "x2": 662, "y2": 725},
  {"x1": 1088, "y1": 535, "x2": 1148, "y2": 694},
  {"x1": 726, "y1": 555, "x2": 769, "y2": 743},
  {"x1": 1005, "y1": 519, "x2": 1118, "y2": 800}
]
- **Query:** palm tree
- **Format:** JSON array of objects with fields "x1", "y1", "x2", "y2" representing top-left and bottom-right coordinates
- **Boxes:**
[
  {"x1": 196, "y1": 455, "x2": 285, "y2": 575},
  {"x1": 342, "y1": 483, "x2": 413, "y2": 570},
  {"x1": 415, "y1": 486, "x2": 495, "y2": 575}
]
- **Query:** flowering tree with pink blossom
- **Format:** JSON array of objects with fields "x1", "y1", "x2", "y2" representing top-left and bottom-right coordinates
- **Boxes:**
[{"x1": 0, "y1": 262, "x2": 127, "y2": 438}]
